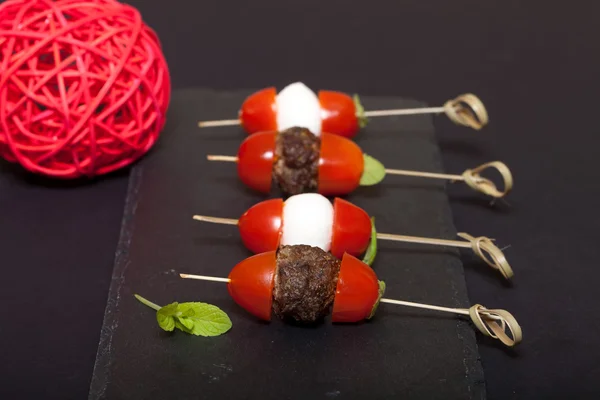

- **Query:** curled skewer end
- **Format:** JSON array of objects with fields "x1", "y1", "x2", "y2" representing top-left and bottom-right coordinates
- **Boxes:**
[
  {"x1": 461, "y1": 161, "x2": 513, "y2": 199},
  {"x1": 469, "y1": 304, "x2": 522, "y2": 347},
  {"x1": 458, "y1": 232, "x2": 514, "y2": 279},
  {"x1": 444, "y1": 93, "x2": 489, "y2": 130}
]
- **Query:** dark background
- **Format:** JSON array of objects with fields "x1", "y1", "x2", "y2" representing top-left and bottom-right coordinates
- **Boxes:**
[{"x1": 1, "y1": 0, "x2": 599, "y2": 399}]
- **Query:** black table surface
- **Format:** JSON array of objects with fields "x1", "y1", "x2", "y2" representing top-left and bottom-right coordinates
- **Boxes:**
[{"x1": 1, "y1": 1, "x2": 599, "y2": 399}]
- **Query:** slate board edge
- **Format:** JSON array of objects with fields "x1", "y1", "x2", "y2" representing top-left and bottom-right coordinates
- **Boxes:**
[
  {"x1": 86, "y1": 87, "x2": 487, "y2": 399},
  {"x1": 87, "y1": 165, "x2": 143, "y2": 400},
  {"x1": 431, "y1": 153, "x2": 487, "y2": 399}
]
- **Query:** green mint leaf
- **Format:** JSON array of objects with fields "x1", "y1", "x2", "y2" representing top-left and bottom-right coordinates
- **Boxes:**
[
  {"x1": 181, "y1": 306, "x2": 197, "y2": 318},
  {"x1": 135, "y1": 294, "x2": 233, "y2": 337},
  {"x1": 353, "y1": 94, "x2": 369, "y2": 128},
  {"x1": 362, "y1": 217, "x2": 378, "y2": 266},
  {"x1": 175, "y1": 303, "x2": 233, "y2": 337},
  {"x1": 174, "y1": 319, "x2": 193, "y2": 334},
  {"x1": 158, "y1": 315, "x2": 176, "y2": 332},
  {"x1": 368, "y1": 280, "x2": 386, "y2": 320},
  {"x1": 360, "y1": 154, "x2": 386, "y2": 186},
  {"x1": 176, "y1": 316, "x2": 195, "y2": 331},
  {"x1": 156, "y1": 302, "x2": 179, "y2": 332}
]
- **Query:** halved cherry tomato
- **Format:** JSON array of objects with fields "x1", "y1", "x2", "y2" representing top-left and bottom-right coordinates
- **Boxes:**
[
  {"x1": 318, "y1": 132, "x2": 364, "y2": 195},
  {"x1": 319, "y1": 90, "x2": 359, "y2": 139},
  {"x1": 331, "y1": 253, "x2": 380, "y2": 323},
  {"x1": 227, "y1": 251, "x2": 277, "y2": 321},
  {"x1": 237, "y1": 131, "x2": 276, "y2": 193},
  {"x1": 330, "y1": 198, "x2": 372, "y2": 259},
  {"x1": 236, "y1": 130, "x2": 365, "y2": 196},
  {"x1": 239, "y1": 87, "x2": 277, "y2": 134},
  {"x1": 238, "y1": 199, "x2": 283, "y2": 254}
]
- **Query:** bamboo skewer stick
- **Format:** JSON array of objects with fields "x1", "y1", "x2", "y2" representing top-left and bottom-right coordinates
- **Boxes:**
[
  {"x1": 384, "y1": 169, "x2": 463, "y2": 181},
  {"x1": 363, "y1": 106, "x2": 445, "y2": 117},
  {"x1": 375, "y1": 232, "x2": 472, "y2": 248},
  {"x1": 199, "y1": 119, "x2": 241, "y2": 128},
  {"x1": 207, "y1": 155, "x2": 238, "y2": 162},
  {"x1": 179, "y1": 273, "x2": 522, "y2": 347},
  {"x1": 193, "y1": 216, "x2": 238, "y2": 225},
  {"x1": 364, "y1": 93, "x2": 489, "y2": 129}
]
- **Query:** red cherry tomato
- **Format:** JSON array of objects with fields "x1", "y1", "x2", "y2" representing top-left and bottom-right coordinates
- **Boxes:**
[
  {"x1": 319, "y1": 90, "x2": 359, "y2": 138},
  {"x1": 318, "y1": 132, "x2": 365, "y2": 195},
  {"x1": 330, "y1": 198, "x2": 372, "y2": 259},
  {"x1": 227, "y1": 251, "x2": 277, "y2": 321},
  {"x1": 331, "y1": 253, "x2": 380, "y2": 323},
  {"x1": 239, "y1": 87, "x2": 277, "y2": 134},
  {"x1": 237, "y1": 131, "x2": 276, "y2": 193},
  {"x1": 238, "y1": 199, "x2": 283, "y2": 254}
]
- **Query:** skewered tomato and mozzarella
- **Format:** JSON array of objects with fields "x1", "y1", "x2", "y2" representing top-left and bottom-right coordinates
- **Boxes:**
[
  {"x1": 195, "y1": 192, "x2": 516, "y2": 279},
  {"x1": 239, "y1": 82, "x2": 362, "y2": 138},
  {"x1": 226, "y1": 245, "x2": 381, "y2": 323},
  {"x1": 236, "y1": 127, "x2": 364, "y2": 196},
  {"x1": 234, "y1": 193, "x2": 371, "y2": 258}
]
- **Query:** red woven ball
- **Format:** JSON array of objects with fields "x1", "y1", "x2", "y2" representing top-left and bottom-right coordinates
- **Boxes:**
[{"x1": 0, "y1": 0, "x2": 171, "y2": 178}]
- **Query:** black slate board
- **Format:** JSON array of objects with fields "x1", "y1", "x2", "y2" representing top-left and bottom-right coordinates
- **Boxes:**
[{"x1": 88, "y1": 88, "x2": 485, "y2": 400}]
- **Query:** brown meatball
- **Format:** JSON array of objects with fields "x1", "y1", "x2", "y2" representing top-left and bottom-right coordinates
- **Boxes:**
[
  {"x1": 272, "y1": 127, "x2": 320, "y2": 195},
  {"x1": 272, "y1": 245, "x2": 341, "y2": 324}
]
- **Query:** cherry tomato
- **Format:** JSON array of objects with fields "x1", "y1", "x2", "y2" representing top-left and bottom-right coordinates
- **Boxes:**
[
  {"x1": 237, "y1": 131, "x2": 276, "y2": 193},
  {"x1": 318, "y1": 132, "x2": 364, "y2": 195},
  {"x1": 319, "y1": 90, "x2": 359, "y2": 138},
  {"x1": 238, "y1": 199, "x2": 283, "y2": 254},
  {"x1": 236, "y1": 131, "x2": 365, "y2": 196},
  {"x1": 239, "y1": 87, "x2": 277, "y2": 134},
  {"x1": 227, "y1": 251, "x2": 277, "y2": 321},
  {"x1": 331, "y1": 253, "x2": 380, "y2": 323},
  {"x1": 330, "y1": 198, "x2": 372, "y2": 259}
]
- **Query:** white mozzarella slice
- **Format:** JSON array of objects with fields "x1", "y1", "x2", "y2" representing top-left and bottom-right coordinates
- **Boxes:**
[
  {"x1": 275, "y1": 82, "x2": 322, "y2": 136},
  {"x1": 280, "y1": 193, "x2": 334, "y2": 251}
]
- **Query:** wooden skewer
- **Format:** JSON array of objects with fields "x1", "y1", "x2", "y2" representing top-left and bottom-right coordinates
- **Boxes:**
[
  {"x1": 384, "y1": 169, "x2": 463, "y2": 181},
  {"x1": 207, "y1": 155, "x2": 238, "y2": 162},
  {"x1": 192, "y1": 215, "x2": 513, "y2": 279},
  {"x1": 198, "y1": 94, "x2": 488, "y2": 130},
  {"x1": 179, "y1": 274, "x2": 230, "y2": 283},
  {"x1": 364, "y1": 93, "x2": 489, "y2": 130},
  {"x1": 376, "y1": 232, "x2": 471, "y2": 249},
  {"x1": 179, "y1": 273, "x2": 521, "y2": 347},
  {"x1": 193, "y1": 215, "x2": 238, "y2": 225},
  {"x1": 363, "y1": 106, "x2": 445, "y2": 117},
  {"x1": 205, "y1": 156, "x2": 513, "y2": 199},
  {"x1": 199, "y1": 119, "x2": 241, "y2": 128}
]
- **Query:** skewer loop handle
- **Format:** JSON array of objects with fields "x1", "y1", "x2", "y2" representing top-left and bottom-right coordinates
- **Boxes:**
[
  {"x1": 469, "y1": 304, "x2": 522, "y2": 347},
  {"x1": 458, "y1": 232, "x2": 514, "y2": 279},
  {"x1": 444, "y1": 93, "x2": 489, "y2": 129},
  {"x1": 460, "y1": 161, "x2": 513, "y2": 198}
]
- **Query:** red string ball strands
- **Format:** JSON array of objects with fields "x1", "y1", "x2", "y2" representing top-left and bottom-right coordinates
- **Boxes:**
[{"x1": 0, "y1": 0, "x2": 171, "y2": 178}]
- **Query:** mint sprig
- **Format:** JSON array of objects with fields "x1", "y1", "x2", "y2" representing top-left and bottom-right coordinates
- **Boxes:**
[
  {"x1": 135, "y1": 294, "x2": 232, "y2": 337},
  {"x1": 359, "y1": 154, "x2": 386, "y2": 186},
  {"x1": 362, "y1": 217, "x2": 378, "y2": 266}
]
